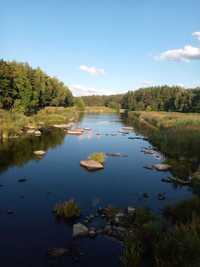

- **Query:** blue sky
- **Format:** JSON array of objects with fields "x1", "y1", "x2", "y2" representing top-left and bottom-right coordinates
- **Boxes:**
[{"x1": 1, "y1": 0, "x2": 200, "y2": 95}]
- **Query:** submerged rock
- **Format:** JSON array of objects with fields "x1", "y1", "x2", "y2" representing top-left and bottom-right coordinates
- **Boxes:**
[
  {"x1": 80, "y1": 160, "x2": 104, "y2": 171},
  {"x1": 18, "y1": 178, "x2": 27, "y2": 183},
  {"x1": 47, "y1": 248, "x2": 69, "y2": 257},
  {"x1": 73, "y1": 223, "x2": 89, "y2": 237},
  {"x1": 106, "y1": 152, "x2": 128, "y2": 157},
  {"x1": 153, "y1": 164, "x2": 171, "y2": 171},
  {"x1": 88, "y1": 228, "x2": 97, "y2": 238}
]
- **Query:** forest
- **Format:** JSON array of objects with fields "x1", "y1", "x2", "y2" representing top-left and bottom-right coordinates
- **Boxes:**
[
  {"x1": 122, "y1": 86, "x2": 200, "y2": 112},
  {"x1": 0, "y1": 60, "x2": 73, "y2": 114}
]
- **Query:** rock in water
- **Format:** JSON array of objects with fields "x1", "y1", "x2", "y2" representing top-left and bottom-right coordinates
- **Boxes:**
[
  {"x1": 34, "y1": 130, "x2": 42, "y2": 136},
  {"x1": 47, "y1": 248, "x2": 69, "y2": 257},
  {"x1": 128, "y1": 206, "x2": 136, "y2": 214},
  {"x1": 153, "y1": 164, "x2": 171, "y2": 171},
  {"x1": 34, "y1": 150, "x2": 46, "y2": 156},
  {"x1": 80, "y1": 160, "x2": 104, "y2": 171},
  {"x1": 73, "y1": 223, "x2": 88, "y2": 237}
]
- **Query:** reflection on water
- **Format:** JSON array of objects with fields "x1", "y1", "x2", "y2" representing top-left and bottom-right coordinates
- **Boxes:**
[
  {"x1": 0, "y1": 129, "x2": 65, "y2": 173},
  {"x1": 0, "y1": 113, "x2": 196, "y2": 267}
]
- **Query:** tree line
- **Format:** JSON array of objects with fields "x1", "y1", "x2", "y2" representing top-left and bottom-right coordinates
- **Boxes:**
[
  {"x1": 122, "y1": 86, "x2": 200, "y2": 112},
  {"x1": 0, "y1": 60, "x2": 73, "y2": 113},
  {"x1": 81, "y1": 94, "x2": 123, "y2": 109}
]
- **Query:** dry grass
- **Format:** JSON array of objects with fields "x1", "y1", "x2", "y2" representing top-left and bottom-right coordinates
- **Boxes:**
[{"x1": 129, "y1": 111, "x2": 200, "y2": 130}]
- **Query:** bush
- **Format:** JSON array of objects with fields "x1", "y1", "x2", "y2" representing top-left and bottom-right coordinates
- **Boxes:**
[
  {"x1": 154, "y1": 216, "x2": 200, "y2": 267},
  {"x1": 88, "y1": 152, "x2": 105, "y2": 164},
  {"x1": 53, "y1": 199, "x2": 80, "y2": 219},
  {"x1": 163, "y1": 196, "x2": 200, "y2": 224}
]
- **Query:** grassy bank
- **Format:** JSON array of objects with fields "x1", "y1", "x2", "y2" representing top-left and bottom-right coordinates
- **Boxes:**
[
  {"x1": 127, "y1": 111, "x2": 200, "y2": 182},
  {"x1": 128, "y1": 111, "x2": 200, "y2": 130},
  {"x1": 84, "y1": 106, "x2": 115, "y2": 113},
  {"x1": 0, "y1": 106, "x2": 116, "y2": 140},
  {"x1": 0, "y1": 107, "x2": 80, "y2": 140}
]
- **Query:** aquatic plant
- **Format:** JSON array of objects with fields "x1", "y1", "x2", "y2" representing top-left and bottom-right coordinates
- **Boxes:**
[
  {"x1": 121, "y1": 232, "x2": 143, "y2": 267},
  {"x1": 88, "y1": 152, "x2": 106, "y2": 164},
  {"x1": 53, "y1": 199, "x2": 80, "y2": 219}
]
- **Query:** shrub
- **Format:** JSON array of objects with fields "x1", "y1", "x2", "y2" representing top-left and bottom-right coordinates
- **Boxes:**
[
  {"x1": 53, "y1": 199, "x2": 80, "y2": 219},
  {"x1": 154, "y1": 216, "x2": 200, "y2": 267},
  {"x1": 163, "y1": 196, "x2": 200, "y2": 224}
]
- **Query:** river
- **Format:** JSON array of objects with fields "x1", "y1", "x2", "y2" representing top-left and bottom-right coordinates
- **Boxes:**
[{"x1": 0, "y1": 113, "x2": 193, "y2": 267}]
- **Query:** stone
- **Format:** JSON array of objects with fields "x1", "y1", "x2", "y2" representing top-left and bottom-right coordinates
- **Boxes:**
[
  {"x1": 143, "y1": 192, "x2": 149, "y2": 198},
  {"x1": 153, "y1": 164, "x2": 171, "y2": 171},
  {"x1": 158, "y1": 193, "x2": 166, "y2": 200},
  {"x1": 73, "y1": 223, "x2": 88, "y2": 237},
  {"x1": 127, "y1": 206, "x2": 136, "y2": 214},
  {"x1": 80, "y1": 160, "x2": 104, "y2": 171},
  {"x1": 67, "y1": 129, "x2": 83, "y2": 135},
  {"x1": 34, "y1": 150, "x2": 46, "y2": 156},
  {"x1": 34, "y1": 130, "x2": 42, "y2": 136},
  {"x1": 53, "y1": 124, "x2": 69, "y2": 129},
  {"x1": 26, "y1": 129, "x2": 36, "y2": 134}
]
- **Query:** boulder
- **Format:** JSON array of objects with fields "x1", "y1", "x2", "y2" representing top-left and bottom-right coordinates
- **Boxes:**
[
  {"x1": 34, "y1": 150, "x2": 46, "y2": 156},
  {"x1": 80, "y1": 160, "x2": 104, "y2": 171},
  {"x1": 73, "y1": 223, "x2": 88, "y2": 237},
  {"x1": 153, "y1": 164, "x2": 171, "y2": 171}
]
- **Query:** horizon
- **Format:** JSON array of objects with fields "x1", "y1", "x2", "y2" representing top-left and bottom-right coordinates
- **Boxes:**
[{"x1": 1, "y1": 0, "x2": 200, "y2": 96}]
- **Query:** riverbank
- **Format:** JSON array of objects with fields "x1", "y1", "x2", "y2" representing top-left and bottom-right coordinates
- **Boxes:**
[
  {"x1": 127, "y1": 111, "x2": 200, "y2": 185},
  {"x1": 0, "y1": 106, "x2": 115, "y2": 140},
  {"x1": 127, "y1": 111, "x2": 200, "y2": 130}
]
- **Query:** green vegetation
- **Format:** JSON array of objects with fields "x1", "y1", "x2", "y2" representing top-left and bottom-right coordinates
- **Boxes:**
[
  {"x1": 0, "y1": 59, "x2": 73, "y2": 113},
  {"x1": 121, "y1": 197, "x2": 200, "y2": 267},
  {"x1": 53, "y1": 199, "x2": 80, "y2": 219},
  {"x1": 122, "y1": 86, "x2": 200, "y2": 113},
  {"x1": 0, "y1": 106, "x2": 80, "y2": 139},
  {"x1": 88, "y1": 152, "x2": 106, "y2": 164},
  {"x1": 84, "y1": 106, "x2": 115, "y2": 113},
  {"x1": 81, "y1": 94, "x2": 123, "y2": 111},
  {"x1": 74, "y1": 97, "x2": 85, "y2": 111}
]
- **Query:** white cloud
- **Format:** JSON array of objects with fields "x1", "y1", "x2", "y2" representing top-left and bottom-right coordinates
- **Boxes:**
[
  {"x1": 157, "y1": 45, "x2": 200, "y2": 62},
  {"x1": 69, "y1": 84, "x2": 117, "y2": 96},
  {"x1": 156, "y1": 31, "x2": 200, "y2": 62},
  {"x1": 79, "y1": 65, "x2": 105, "y2": 76},
  {"x1": 192, "y1": 31, "x2": 200, "y2": 41}
]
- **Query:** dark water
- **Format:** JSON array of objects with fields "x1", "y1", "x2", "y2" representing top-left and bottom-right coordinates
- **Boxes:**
[{"x1": 0, "y1": 114, "x2": 193, "y2": 267}]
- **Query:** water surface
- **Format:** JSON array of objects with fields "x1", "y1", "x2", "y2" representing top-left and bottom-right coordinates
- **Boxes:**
[{"x1": 0, "y1": 113, "x2": 193, "y2": 267}]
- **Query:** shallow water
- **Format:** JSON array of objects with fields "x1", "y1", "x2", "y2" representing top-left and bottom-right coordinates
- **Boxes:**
[{"x1": 0, "y1": 113, "x2": 192, "y2": 267}]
